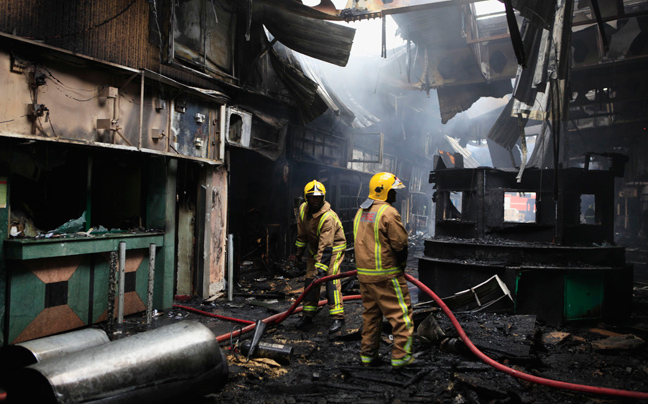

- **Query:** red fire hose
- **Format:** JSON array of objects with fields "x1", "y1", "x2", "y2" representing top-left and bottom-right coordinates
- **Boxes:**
[
  {"x1": 173, "y1": 304, "x2": 256, "y2": 325},
  {"x1": 403, "y1": 273, "x2": 648, "y2": 400},
  {"x1": 201, "y1": 270, "x2": 648, "y2": 400}
]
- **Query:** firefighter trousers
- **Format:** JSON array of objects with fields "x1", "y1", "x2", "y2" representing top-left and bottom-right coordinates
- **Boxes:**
[
  {"x1": 301, "y1": 254, "x2": 344, "y2": 319},
  {"x1": 359, "y1": 274, "x2": 414, "y2": 366}
]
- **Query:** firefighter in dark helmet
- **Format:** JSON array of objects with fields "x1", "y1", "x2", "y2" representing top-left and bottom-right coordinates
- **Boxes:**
[{"x1": 294, "y1": 180, "x2": 347, "y2": 333}]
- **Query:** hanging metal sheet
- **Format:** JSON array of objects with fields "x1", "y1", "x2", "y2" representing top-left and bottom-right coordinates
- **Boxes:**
[{"x1": 261, "y1": 4, "x2": 355, "y2": 67}]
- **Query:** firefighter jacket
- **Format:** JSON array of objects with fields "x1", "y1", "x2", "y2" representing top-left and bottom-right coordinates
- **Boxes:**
[
  {"x1": 353, "y1": 200, "x2": 408, "y2": 283},
  {"x1": 295, "y1": 201, "x2": 347, "y2": 275}
]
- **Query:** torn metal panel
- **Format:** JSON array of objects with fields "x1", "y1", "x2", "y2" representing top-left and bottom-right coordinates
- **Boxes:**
[
  {"x1": 292, "y1": 52, "x2": 381, "y2": 129},
  {"x1": 511, "y1": 29, "x2": 551, "y2": 118},
  {"x1": 393, "y1": 5, "x2": 519, "y2": 87},
  {"x1": 437, "y1": 80, "x2": 512, "y2": 124},
  {"x1": 527, "y1": 121, "x2": 553, "y2": 168},
  {"x1": 249, "y1": 120, "x2": 289, "y2": 161},
  {"x1": 269, "y1": 46, "x2": 328, "y2": 123},
  {"x1": 491, "y1": 1, "x2": 573, "y2": 160},
  {"x1": 510, "y1": 0, "x2": 557, "y2": 29},
  {"x1": 291, "y1": 53, "x2": 356, "y2": 127},
  {"x1": 442, "y1": 135, "x2": 481, "y2": 168},
  {"x1": 260, "y1": 3, "x2": 355, "y2": 67},
  {"x1": 606, "y1": 16, "x2": 642, "y2": 59},
  {"x1": 486, "y1": 139, "x2": 522, "y2": 168},
  {"x1": 269, "y1": 40, "x2": 372, "y2": 130},
  {"x1": 487, "y1": 97, "x2": 521, "y2": 152},
  {"x1": 503, "y1": 0, "x2": 527, "y2": 67},
  {"x1": 247, "y1": 108, "x2": 288, "y2": 130},
  {"x1": 341, "y1": 91, "x2": 382, "y2": 129}
]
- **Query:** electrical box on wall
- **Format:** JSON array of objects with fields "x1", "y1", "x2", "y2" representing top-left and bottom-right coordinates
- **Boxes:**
[{"x1": 224, "y1": 107, "x2": 252, "y2": 148}]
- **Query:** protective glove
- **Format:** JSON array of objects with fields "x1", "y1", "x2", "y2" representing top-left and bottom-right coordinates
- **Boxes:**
[{"x1": 314, "y1": 267, "x2": 326, "y2": 280}]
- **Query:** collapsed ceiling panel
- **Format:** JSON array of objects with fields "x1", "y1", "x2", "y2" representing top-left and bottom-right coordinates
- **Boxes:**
[
  {"x1": 391, "y1": 5, "x2": 517, "y2": 121},
  {"x1": 392, "y1": 6, "x2": 466, "y2": 48},
  {"x1": 437, "y1": 80, "x2": 512, "y2": 124},
  {"x1": 293, "y1": 53, "x2": 357, "y2": 126},
  {"x1": 269, "y1": 45, "x2": 329, "y2": 123}
]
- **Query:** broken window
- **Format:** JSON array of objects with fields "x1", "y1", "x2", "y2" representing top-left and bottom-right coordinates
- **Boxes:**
[
  {"x1": 8, "y1": 142, "x2": 153, "y2": 238},
  {"x1": 174, "y1": 0, "x2": 234, "y2": 73},
  {"x1": 504, "y1": 192, "x2": 536, "y2": 223},
  {"x1": 473, "y1": 1, "x2": 505, "y2": 20},
  {"x1": 410, "y1": 191, "x2": 430, "y2": 233},
  {"x1": 149, "y1": 0, "x2": 234, "y2": 76},
  {"x1": 348, "y1": 133, "x2": 383, "y2": 164},
  {"x1": 337, "y1": 182, "x2": 365, "y2": 242},
  {"x1": 347, "y1": 133, "x2": 398, "y2": 175},
  {"x1": 294, "y1": 128, "x2": 347, "y2": 166},
  {"x1": 580, "y1": 194, "x2": 597, "y2": 224},
  {"x1": 443, "y1": 191, "x2": 463, "y2": 221}
]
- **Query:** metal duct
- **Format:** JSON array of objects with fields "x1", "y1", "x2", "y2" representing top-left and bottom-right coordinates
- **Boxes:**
[
  {"x1": 0, "y1": 328, "x2": 109, "y2": 383},
  {"x1": 7, "y1": 321, "x2": 228, "y2": 404}
]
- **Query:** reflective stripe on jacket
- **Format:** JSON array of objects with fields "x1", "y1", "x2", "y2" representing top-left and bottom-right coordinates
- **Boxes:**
[
  {"x1": 295, "y1": 201, "x2": 347, "y2": 271},
  {"x1": 353, "y1": 200, "x2": 408, "y2": 283}
]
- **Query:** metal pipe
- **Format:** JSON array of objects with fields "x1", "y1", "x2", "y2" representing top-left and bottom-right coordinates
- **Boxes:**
[
  {"x1": 117, "y1": 241, "x2": 126, "y2": 324},
  {"x1": 107, "y1": 251, "x2": 118, "y2": 335},
  {"x1": 0, "y1": 328, "x2": 109, "y2": 381},
  {"x1": 7, "y1": 321, "x2": 229, "y2": 404},
  {"x1": 146, "y1": 244, "x2": 156, "y2": 325},
  {"x1": 138, "y1": 70, "x2": 144, "y2": 150},
  {"x1": 227, "y1": 234, "x2": 234, "y2": 302}
]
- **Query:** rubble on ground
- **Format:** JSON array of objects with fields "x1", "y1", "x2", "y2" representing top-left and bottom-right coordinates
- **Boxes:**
[{"x1": 117, "y1": 257, "x2": 648, "y2": 404}]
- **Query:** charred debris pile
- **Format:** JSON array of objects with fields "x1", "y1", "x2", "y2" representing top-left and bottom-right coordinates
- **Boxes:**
[{"x1": 151, "y1": 255, "x2": 648, "y2": 404}]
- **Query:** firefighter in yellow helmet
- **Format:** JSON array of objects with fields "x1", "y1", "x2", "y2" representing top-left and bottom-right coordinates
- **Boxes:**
[
  {"x1": 353, "y1": 172, "x2": 415, "y2": 368},
  {"x1": 294, "y1": 180, "x2": 347, "y2": 333}
]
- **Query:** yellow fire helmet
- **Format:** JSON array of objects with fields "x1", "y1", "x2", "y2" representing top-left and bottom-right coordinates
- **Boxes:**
[
  {"x1": 368, "y1": 172, "x2": 405, "y2": 201},
  {"x1": 304, "y1": 180, "x2": 326, "y2": 199}
]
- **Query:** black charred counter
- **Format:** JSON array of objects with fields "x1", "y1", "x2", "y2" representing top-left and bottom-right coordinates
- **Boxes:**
[
  {"x1": 419, "y1": 238, "x2": 633, "y2": 325},
  {"x1": 420, "y1": 163, "x2": 633, "y2": 325}
]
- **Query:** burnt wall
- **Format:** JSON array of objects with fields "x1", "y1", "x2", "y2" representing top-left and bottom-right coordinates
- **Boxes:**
[{"x1": 0, "y1": 0, "x2": 229, "y2": 89}]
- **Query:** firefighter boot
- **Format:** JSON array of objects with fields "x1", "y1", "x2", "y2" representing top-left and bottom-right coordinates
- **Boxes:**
[{"x1": 295, "y1": 316, "x2": 313, "y2": 329}]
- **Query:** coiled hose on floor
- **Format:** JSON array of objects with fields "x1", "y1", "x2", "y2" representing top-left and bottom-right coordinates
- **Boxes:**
[{"x1": 182, "y1": 270, "x2": 648, "y2": 400}]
